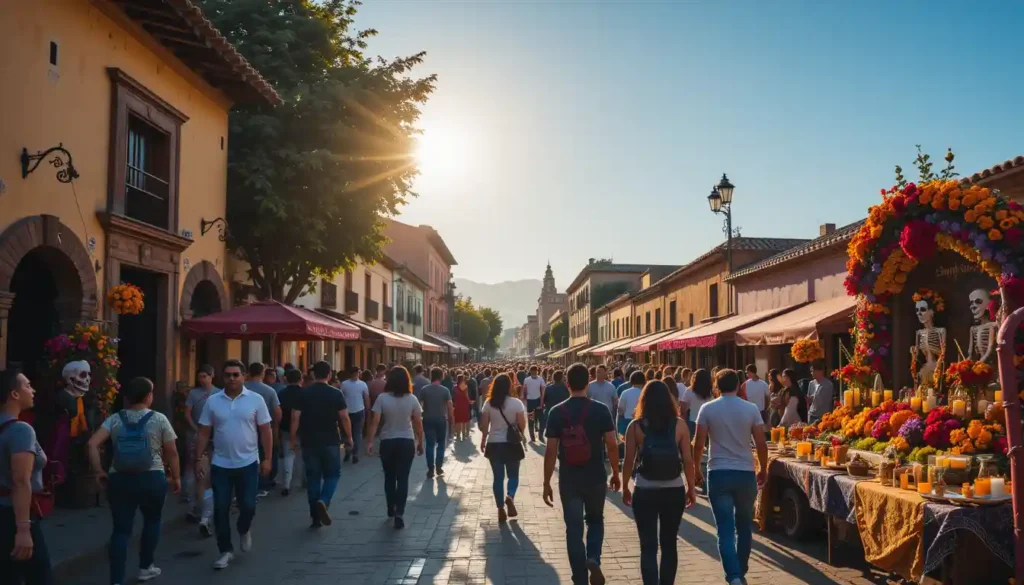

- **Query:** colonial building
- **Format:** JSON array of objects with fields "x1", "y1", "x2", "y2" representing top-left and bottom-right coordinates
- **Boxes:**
[
  {"x1": 0, "y1": 0, "x2": 279, "y2": 408},
  {"x1": 536, "y1": 263, "x2": 567, "y2": 336}
]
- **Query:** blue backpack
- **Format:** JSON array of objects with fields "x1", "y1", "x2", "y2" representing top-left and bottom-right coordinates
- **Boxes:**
[
  {"x1": 114, "y1": 411, "x2": 154, "y2": 473},
  {"x1": 635, "y1": 420, "x2": 682, "y2": 481}
]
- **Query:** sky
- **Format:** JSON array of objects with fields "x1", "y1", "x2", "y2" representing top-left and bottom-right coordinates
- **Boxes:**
[{"x1": 356, "y1": 0, "x2": 1024, "y2": 286}]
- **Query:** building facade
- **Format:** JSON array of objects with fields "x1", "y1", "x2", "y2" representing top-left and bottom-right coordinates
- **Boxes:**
[
  {"x1": 393, "y1": 265, "x2": 427, "y2": 340},
  {"x1": 384, "y1": 219, "x2": 457, "y2": 336},
  {"x1": 536, "y1": 263, "x2": 568, "y2": 336},
  {"x1": 0, "y1": 0, "x2": 278, "y2": 409}
]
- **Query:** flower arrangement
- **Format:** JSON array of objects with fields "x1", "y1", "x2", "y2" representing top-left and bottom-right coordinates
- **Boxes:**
[
  {"x1": 944, "y1": 359, "x2": 994, "y2": 387},
  {"x1": 911, "y1": 288, "x2": 945, "y2": 313},
  {"x1": 922, "y1": 407, "x2": 962, "y2": 449},
  {"x1": 43, "y1": 324, "x2": 121, "y2": 417},
  {"x1": 948, "y1": 420, "x2": 1004, "y2": 455},
  {"x1": 791, "y1": 339, "x2": 825, "y2": 363},
  {"x1": 107, "y1": 283, "x2": 145, "y2": 315},
  {"x1": 833, "y1": 362, "x2": 873, "y2": 389}
]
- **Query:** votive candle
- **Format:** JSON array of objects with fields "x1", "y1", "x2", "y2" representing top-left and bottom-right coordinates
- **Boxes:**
[
  {"x1": 952, "y1": 399, "x2": 966, "y2": 418},
  {"x1": 996, "y1": 390, "x2": 1004, "y2": 403},
  {"x1": 977, "y1": 399, "x2": 990, "y2": 415},
  {"x1": 844, "y1": 390, "x2": 854, "y2": 408},
  {"x1": 871, "y1": 391, "x2": 882, "y2": 407},
  {"x1": 991, "y1": 477, "x2": 1006, "y2": 498},
  {"x1": 883, "y1": 390, "x2": 893, "y2": 402},
  {"x1": 910, "y1": 397, "x2": 923, "y2": 412}
]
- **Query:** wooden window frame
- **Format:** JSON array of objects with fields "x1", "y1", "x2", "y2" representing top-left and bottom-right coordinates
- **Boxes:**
[{"x1": 107, "y1": 68, "x2": 187, "y2": 232}]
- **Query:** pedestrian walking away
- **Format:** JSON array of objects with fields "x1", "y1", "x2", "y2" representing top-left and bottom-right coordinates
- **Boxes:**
[
  {"x1": 195, "y1": 359, "x2": 273, "y2": 571},
  {"x1": 452, "y1": 374, "x2": 472, "y2": 440},
  {"x1": 522, "y1": 366, "x2": 546, "y2": 442},
  {"x1": 544, "y1": 362, "x2": 620, "y2": 585},
  {"x1": 292, "y1": 361, "x2": 353, "y2": 528},
  {"x1": 183, "y1": 365, "x2": 218, "y2": 534},
  {"x1": 366, "y1": 366, "x2": 425, "y2": 529},
  {"x1": 478, "y1": 374, "x2": 527, "y2": 523},
  {"x1": 88, "y1": 377, "x2": 180, "y2": 585},
  {"x1": 417, "y1": 368, "x2": 454, "y2": 478},
  {"x1": 277, "y1": 369, "x2": 304, "y2": 496},
  {"x1": 616, "y1": 370, "x2": 645, "y2": 437},
  {"x1": 0, "y1": 370, "x2": 55, "y2": 585},
  {"x1": 340, "y1": 366, "x2": 370, "y2": 463},
  {"x1": 244, "y1": 363, "x2": 282, "y2": 496},
  {"x1": 586, "y1": 365, "x2": 618, "y2": 421},
  {"x1": 679, "y1": 368, "x2": 712, "y2": 438},
  {"x1": 693, "y1": 369, "x2": 769, "y2": 585},
  {"x1": 621, "y1": 380, "x2": 698, "y2": 585}
]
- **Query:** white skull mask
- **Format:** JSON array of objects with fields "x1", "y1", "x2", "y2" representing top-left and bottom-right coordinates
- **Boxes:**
[
  {"x1": 915, "y1": 300, "x2": 934, "y2": 326},
  {"x1": 62, "y1": 360, "x2": 92, "y2": 397},
  {"x1": 969, "y1": 289, "x2": 991, "y2": 323}
]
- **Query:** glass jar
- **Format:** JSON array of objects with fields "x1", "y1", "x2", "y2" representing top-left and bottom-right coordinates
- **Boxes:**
[{"x1": 949, "y1": 385, "x2": 971, "y2": 418}]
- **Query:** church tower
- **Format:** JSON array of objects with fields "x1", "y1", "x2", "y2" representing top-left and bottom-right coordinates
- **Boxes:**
[
  {"x1": 536, "y1": 262, "x2": 568, "y2": 335},
  {"x1": 541, "y1": 262, "x2": 556, "y2": 300}
]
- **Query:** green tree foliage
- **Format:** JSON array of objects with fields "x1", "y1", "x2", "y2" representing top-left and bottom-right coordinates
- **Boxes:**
[
  {"x1": 540, "y1": 332, "x2": 550, "y2": 350},
  {"x1": 199, "y1": 0, "x2": 436, "y2": 302},
  {"x1": 454, "y1": 298, "x2": 491, "y2": 351},
  {"x1": 550, "y1": 319, "x2": 568, "y2": 349},
  {"x1": 478, "y1": 307, "x2": 503, "y2": 354}
]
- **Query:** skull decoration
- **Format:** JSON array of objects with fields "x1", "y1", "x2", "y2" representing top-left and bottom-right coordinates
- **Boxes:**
[
  {"x1": 915, "y1": 300, "x2": 935, "y2": 327},
  {"x1": 969, "y1": 289, "x2": 991, "y2": 323},
  {"x1": 62, "y1": 360, "x2": 92, "y2": 397}
]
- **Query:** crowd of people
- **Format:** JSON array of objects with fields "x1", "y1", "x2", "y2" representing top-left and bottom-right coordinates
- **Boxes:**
[{"x1": 0, "y1": 355, "x2": 835, "y2": 585}]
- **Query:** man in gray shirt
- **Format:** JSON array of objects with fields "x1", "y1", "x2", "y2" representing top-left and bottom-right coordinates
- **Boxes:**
[
  {"x1": 418, "y1": 368, "x2": 453, "y2": 478},
  {"x1": 586, "y1": 364, "x2": 618, "y2": 419},
  {"x1": 245, "y1": 362, "x2": 283, "y2": 493},
  {"x1": 807, "y1": 363, "x2": 835, "y2": 424},
  {"x1": 412, "y1": 365, "x2": 431, "y2": 396}
]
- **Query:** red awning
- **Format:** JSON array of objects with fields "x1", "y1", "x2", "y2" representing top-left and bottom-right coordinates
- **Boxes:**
[
  {"x1": 182, "y1": 301, "x2": 361, "y2": 341},
  {"x1": 629, "y1": 330, "x2": 677, "y2": 353},
  {"x1": 316, "y1": 309, "x2": 414, "y2": 349},
  {"x1": 669, "y1": 306, "x2": 800, "y2": 349}
]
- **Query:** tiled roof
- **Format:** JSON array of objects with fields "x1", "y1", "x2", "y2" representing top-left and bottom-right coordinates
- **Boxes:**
[
  {"x1": 117, "y1": 0, "x2": 282, "y2": 106},
  {"x1": 566, "y1": 263, "x2": 680, "y2": 294},
  {"x1": 725, "y1": 222, "x2": 863, "y2": 281},
  {"x1": 648, "y1": 237, "x2": 809, "y2": 290},
  {"x1": 962, "y1": 155, "x2": 1024, "y2": 184}
]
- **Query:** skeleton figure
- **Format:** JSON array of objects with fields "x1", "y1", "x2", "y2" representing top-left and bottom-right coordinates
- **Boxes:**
[
  {"x1": 911, "y1": 299, "x2": 946, "y2": 385},
  {"x1": 62, "y1": 360, "x2": 92, "y2": 397},
  {"x1": 967, "y1": 289, "x2": 997, "y2": 364}
]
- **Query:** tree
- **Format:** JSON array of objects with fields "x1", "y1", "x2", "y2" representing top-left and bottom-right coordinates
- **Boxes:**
[
  {"x1": 454, "y1": 298, "x2": 490, "y2": 350},
  {"x1": 550, "y1": 319, "x2": 568, "y2": 350},
  {"x1": 479, "y1": 307, "x2": 503, "y2": 354},
  {"x1": 200, "y1": 0, "x2": 436, "y2": 302},
  {"x1": 540, "y1": 332, "x2": 550, "y2": 349}
]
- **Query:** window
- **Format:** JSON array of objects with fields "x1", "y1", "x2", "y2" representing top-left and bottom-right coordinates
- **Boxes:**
[
  {"x1": 669, "y1": 301, "x2": 677, "y2": 328},
  {"x1": 645, "y1": 312, "x2": 651, "y2": 333},
  {"x1": 635, "y1": 316, "x2": 640, "y2": 336},
  {"x1": 655, "y1": 308, "x2": 661, "y2": 331},
  {"x1": 125, "y1": 115, "x2": 171, "y2": 228},
  {"x1": 709, "y1": 283, "x2": 720, "y2": 317},
  {"x1": 382, "y1": 281, "x2": 388, "y2": 306},
  {"x1": 344, "y1": 270, "x2": 353, "y2": 291},
  {"x1": 689, "y1": 313, "x2": 694, "y2": 327},
  {"x1": 365, "y1": 273, "x2": 372, "y2": 300}
]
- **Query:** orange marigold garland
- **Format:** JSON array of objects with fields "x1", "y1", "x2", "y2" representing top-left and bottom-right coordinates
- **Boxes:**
[
  {"x1": 791, "y1": 339, "x2": 824, "y2": 363},
  {"x1": 107, "y1": 283, "x2": 145, "y2": 315}
]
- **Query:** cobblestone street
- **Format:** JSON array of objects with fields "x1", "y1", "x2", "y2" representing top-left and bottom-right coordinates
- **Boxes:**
[{"x1": 71, "y1": 429, "x2": 893, "y2": 585}]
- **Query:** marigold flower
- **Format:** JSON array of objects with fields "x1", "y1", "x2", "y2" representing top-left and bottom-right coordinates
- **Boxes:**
[
  {"x1": 1001, "y1": 219, "x2": 1014, "y2": 230},
  {"x1": 965, "y1": 210, "x2": 978, "y2": 223},
  {"x1": 989, "y1": 229, "x2": 1003, "y2": 241},
  {"x1": 979, "y1": 216, "x2": 995, "y2": 230}
]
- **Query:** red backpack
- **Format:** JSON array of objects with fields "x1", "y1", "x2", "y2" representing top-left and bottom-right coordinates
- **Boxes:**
[{"x1": 561, "y1": 401, "x2": 592, "y2": 466}]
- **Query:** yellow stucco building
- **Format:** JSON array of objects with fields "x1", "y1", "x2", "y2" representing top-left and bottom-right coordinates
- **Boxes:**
[{"x1": 0, "y1": 0, "x2": 279, "y2": 408}]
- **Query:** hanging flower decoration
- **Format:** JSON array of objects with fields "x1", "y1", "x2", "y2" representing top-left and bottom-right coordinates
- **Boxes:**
[
  {"x1": 911, "y1": 288, "x2": 945, "y2": 312},
  {"x1": 43, "y1": 324, "x2": 121, "y2": 418},
  {"x1": 790, "y1": 339, "x2": 824, "y2": 363},
  {"x1": 107, "y1": 283, "x2": 144, "y2": 315}
]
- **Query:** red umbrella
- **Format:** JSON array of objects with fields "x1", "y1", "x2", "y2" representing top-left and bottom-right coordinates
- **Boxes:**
[{"x1": 182, "y1": 300, "x2": 361, "y2": 341}]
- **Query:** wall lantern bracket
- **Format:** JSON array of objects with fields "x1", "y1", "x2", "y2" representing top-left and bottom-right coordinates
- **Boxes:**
[{"x1": 21, "y1": 143, "x2": 79, "y2": 183}]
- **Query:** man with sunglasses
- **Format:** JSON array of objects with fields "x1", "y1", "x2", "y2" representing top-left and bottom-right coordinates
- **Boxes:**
[{"x1": 196, "y1": 359, "x2": 273, "y2": 571}]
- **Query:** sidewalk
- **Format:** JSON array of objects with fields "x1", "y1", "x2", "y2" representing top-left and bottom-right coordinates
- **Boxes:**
[{"x1": 62, "y1": 428, "x2": 895, "y2": 584}]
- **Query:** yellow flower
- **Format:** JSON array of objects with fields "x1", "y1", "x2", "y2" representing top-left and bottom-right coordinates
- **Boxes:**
[
  {"x1": 989, "y1": 229, "x2": 1004, "y2": 241},
  {"x1": 948, "y1": 199, "x2": 961, "y2": 211},
  {"x1": 951, "y1": 428, "x2": 969, "y2": 444},
  {"x1": 1001, "y1": 219, "x2": 1015, "y2": 230},
  {"x1": 919, "y1": 191, "x2": 933, "y2": 205}
]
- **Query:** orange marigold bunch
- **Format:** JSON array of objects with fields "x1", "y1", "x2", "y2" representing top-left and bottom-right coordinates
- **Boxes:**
[
  {"x1": 791, "y1": 339, "x2": 825, "y2": 364},
  {"x1": 108, "y1": 283, "x2": 145, "y2": 315}
]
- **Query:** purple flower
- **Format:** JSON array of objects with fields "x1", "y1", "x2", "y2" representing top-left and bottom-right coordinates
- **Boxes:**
[
  {"x1": 944, "y1": 419, "x2": 962, "y2": 432},
  {"x1": 872, "y1": 263, "x2": 882, "y2": 273},
  {"x1": 898, "y1": 417, "x2": 924, "y2": 445},
  {"x1": 950, "y1": 222, "x2": 961, "y2": 232},
  {"x1": 940, "y1": 221, "x2": 950, "y2": 231}
]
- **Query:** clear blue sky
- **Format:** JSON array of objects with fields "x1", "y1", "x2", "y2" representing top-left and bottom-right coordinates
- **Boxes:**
[{"x1": 357, "y1": 0, "x2": 1024, "y2": 286}]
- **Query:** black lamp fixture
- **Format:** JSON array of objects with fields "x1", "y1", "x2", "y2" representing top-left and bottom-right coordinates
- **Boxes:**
[
  {"x1": 21, "y1": 143, "x2": 79, "y2": 183},
  {"x1": 717, "y1": 173, "x2": 735, "y2": 205},
  {"x1": 707, "y1": 185, "x2": 722, "y2": 213},
  {"x1": 200, "y1": 217, "x2": 229, "y2": 242},
  {"x1": 706, "y1": 173, "x2": 737, "y2": 314}
]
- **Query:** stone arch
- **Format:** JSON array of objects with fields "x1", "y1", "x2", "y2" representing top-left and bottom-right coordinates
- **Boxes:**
[
  {"x1": 0, "y1": 215, "x2": 98, "y2": 319},
  {"x1": 179, "y1": 260, "x2": 229, "y2": 320}
]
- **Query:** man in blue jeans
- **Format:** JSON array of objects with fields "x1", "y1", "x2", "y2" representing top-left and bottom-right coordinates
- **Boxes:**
[
  {"x1": 543, "y1": 363, "x2": 620, "y2": 585},
  {"x1": 291, "y1": 361, "x2": 353, "y2": 528},
  {"x1": 693, "y1": 368, "x2": 769, "y2": 585},
  {"x1": 417, "y1": 367, "x2": 454, "y2": 478},
  {"x1": 196, "y1": 359, "x2": 273, "y2": 571}
]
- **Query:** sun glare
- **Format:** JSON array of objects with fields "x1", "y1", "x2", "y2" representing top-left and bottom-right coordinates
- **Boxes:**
[{"x1": 414, "y1": 127, "x2": 471, "y2": 178}]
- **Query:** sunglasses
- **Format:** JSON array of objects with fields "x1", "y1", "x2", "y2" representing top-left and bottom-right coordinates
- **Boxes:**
[{"x1": 223, "y1": 372, "x2": 242, "y2": 378}]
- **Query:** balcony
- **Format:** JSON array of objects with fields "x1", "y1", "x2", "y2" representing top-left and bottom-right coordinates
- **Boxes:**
[
  {"x1": 365, "y1": 298, "x2": 380, "y2": 321},
  {"x1": 383, "y1": 305, "x2": 394, "y2": 324},
  {"x1": 344, "y1": 289, "x2": 359, "y2": 314},
  {"x1": 410, "y1": 313, "x2": 421, "y2": 326},
  {"x1": 321, "y1": 280, "x2": 338, "y2": 309}
]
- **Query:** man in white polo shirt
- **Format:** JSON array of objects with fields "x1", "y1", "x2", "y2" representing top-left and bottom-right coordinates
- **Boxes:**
[
  {"x1": 742, "y1": 364, "x2": 771, "y2": 430},
  {"x1": 522, "y1": 366, "x2": 546, "y2": 442},
  {"x1": 196, "y1": 359, "x2": 273, "y2": 571}
]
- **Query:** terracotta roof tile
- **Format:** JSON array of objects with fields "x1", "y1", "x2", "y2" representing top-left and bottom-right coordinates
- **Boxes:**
[
  {"x1": 725, "y1": 222, "x2": 863, "y2": 281},
  {"x1": 962, "y1": 155, "x2": 1024, "y2": 184}
]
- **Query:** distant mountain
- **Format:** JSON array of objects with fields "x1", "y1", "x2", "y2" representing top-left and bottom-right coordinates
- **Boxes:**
[
  {"x1": 498, "y1": 327, "x2": 517, "y2": 350},
  {"x1": 454, "y1": 277, "x2": 541, "y2": 327}
]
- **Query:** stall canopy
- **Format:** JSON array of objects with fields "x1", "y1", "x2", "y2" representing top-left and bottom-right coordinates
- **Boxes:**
[
  {"x1": 548, "y1": 347, "x2": 572, "y2": 359},
  {"x1": 182, "y1": 301, "x2": 361, "y2": 340},
  {"x1": 425, "y1": 333, "x2": 468, "y2": 354},
  {"x1": 629, "y1": 330, "x2": 678, "y2": 353},
  {"x1": 657, "y1": 320, "x2": 721, "y2": 351},
  {"x1": 390, "y1": 330, "x2": 442, "y2": 352},
  {"x1": 316, "y1": 308, "x2": 414, "y2": 349},
  {"x1": 592, "y1": 335, "x2": 642, "y2": 356},
  {"x1": 578, "y1": 339, "x2": 622, "y2": 357},
  {"x1": 735, "y1": 295, "x2": 857, "y2": 346},
  {"x1": 667, "y1": 305, "x2": 801, "y2": 349}
]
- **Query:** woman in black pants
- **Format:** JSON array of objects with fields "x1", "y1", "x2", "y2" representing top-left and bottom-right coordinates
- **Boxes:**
[
  {"x1": 0, "y1": 370, "x2": 53, "y2": 584},
  {"x1": 621, "y1": 380, "x2": 697, "y2": 585},
  {"x1": 366, "y1": 367, "x2": 424, "y2": 529}
]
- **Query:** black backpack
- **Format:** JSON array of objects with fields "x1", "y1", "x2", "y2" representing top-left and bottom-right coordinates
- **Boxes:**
[{"x1": 635, "y1": 419, "x2": 682, "y2": 481}]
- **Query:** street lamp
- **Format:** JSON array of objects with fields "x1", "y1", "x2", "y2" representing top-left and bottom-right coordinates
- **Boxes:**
[{"x1": 707, "y1": 173, "x2": 736, "y2": 314}]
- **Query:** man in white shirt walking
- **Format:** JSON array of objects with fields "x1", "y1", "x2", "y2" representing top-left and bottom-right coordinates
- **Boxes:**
[
  {"x1": 586, "y1": 365, "x2": 618, "y2": 420},
  {"x1": 340, "y1": 366, "x2": 370, "y2": 463},
  {"x1": 196, "y1": 359, "x2": 273, "y2": 571},
  {"x1": 522, "y1": 366, "x2": 546, "y2": 442},
  {"x1": 742, "y1": 364, "x2": 771, "y2": 430}
]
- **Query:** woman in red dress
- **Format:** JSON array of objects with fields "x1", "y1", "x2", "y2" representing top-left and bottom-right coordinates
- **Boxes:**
[{"x1": 453, "y1": 374, "x2": 472, "y2": 440}]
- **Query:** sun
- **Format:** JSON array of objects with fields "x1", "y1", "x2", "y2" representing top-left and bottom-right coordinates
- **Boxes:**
[{"x1": 414, "y1": 127, "x2": 471, "y2": 178}]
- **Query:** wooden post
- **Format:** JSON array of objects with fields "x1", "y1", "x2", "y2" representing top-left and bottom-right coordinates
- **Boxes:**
[{"x1": 996, "y1": 303, "x2": 1024, "y2": 585}]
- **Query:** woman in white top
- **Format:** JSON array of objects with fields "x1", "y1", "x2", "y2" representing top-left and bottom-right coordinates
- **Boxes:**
[
  {"x1": 365, "y1": 367, "x2": 424, "y2": 529},
  {"x1": 679, "y1": 369, "x2": 713, "y2": 437},
  {"x1": 478, "y1": 374, "x2": 527, "y2": 523},
  {"x1": 778, "y1": 368, "x2": 808, "y2": 427}
]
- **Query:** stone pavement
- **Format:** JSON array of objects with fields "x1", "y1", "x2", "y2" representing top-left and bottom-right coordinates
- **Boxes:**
[{"x1": 68, "y1": 428, "x2": 899, "y2": 585}]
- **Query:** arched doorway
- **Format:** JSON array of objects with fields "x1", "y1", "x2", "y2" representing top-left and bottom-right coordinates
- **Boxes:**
[
  {"x1": 191, "y1": 280, "x2": 222, "y2": 368},
  {"x1": 179, "y1": 261, "x2": 229, "y2": 381}
]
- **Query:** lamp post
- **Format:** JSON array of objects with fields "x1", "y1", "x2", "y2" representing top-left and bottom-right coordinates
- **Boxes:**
[{"x1": 707, "y1": 173, "x2": 736, "y2": 315}]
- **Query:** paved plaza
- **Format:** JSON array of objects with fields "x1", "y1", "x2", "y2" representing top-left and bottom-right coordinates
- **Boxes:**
[{"x1": 70, "y1": 429, "x2": 896, "y2": 585}]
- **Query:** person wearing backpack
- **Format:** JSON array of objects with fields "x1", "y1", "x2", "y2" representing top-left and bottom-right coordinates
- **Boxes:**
[
  {"x1": 478, "y1": 374, "x2": 527, "y2": 522},
  {"x1": 543, "y1": 363, "x2": 619, "y2": 585},
  {"x1": 87, "y1": 377, "x2": 180, "y2": 585},
  {"x1": 621, "y1": 380, "x2": 697, "y2": 585}
]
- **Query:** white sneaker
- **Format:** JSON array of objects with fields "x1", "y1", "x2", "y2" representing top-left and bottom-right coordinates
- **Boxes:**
[
  {"x1": 138, "y1": 565, "x2": 162, "y2": 581},
  {"x1": 212, "y1": 552, "x2": 233, "y2": 570},
  {"x1": 240, "y1": 531, "x2": 252, "y2": 552}
]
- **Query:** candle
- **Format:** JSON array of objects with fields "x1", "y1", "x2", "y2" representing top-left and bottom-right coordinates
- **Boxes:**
[
  {"x1": 948, "y1": 458, "x2": 968, "y2": 470},
  {"x1": 996, "y1": 390, "x2": 1004, "y2": 403},
  {"x1": 975, "y1": 477, "x2": 991, "y2": 496},
  {"x1": 924, "y1": 396, "x2": 937, "y2": 413},
  {"x1": 910, "y1": 396, "x2": 923, "y2": 412},
  {"x1": 977, "y1": 400, "x2": 989, "y2": 416},
  {"x1": 917, "y1": 480, "x2": 933, "y2": 495},
  {"x1": 927, "y1": 466, "x2": 936, "y2": 485},
  {"x1": 853, "y1": 391, "x2": 861, "y2": 407},
  {"x1": 899, "y1": 472, "x2": 909, "y2": 490},
  {"x1": 796, "y1": 442, "x2": 813, "y2": 457},
  {"x1": 883, "y1": 390, "x2": 893, "y2": 402},
  {"x1": 952, "y1": 399, "x2": 966, "y2": 418},
  {"x1": 871, "y1": 391, "x2": 882, "y2": 407},
  {"x1": 934, "y1": 456, "x2": 947, "y2": 468},
  {"x1": 844, "y1": 390, "x2": 854, "y2": 408},
  {"x1": 991, "y1": 477, "x2": 1006, "y2": 497}
]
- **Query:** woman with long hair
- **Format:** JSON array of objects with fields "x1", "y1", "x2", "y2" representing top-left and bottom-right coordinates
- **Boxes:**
[
  {"x1": 365, "y1": 367, "x2": 424, "y2": 529},
  {"x1": 452, "y1": 375, "x2": 472, "y2": 441},
  {"x1": 622, "y1": 380, "x2": 697, "y2": 585},
  {"x1": 778, "y1": 368, "x2": 808, "y2": 426},
  {"x1": 663, "y1": 376, "x2": 680, "y2": 401},
  {"x1": 680, "y1": 368, "x2": 713, "y2": 436},
  {"x1": 767, "y1": 369, "x2": 785, "y2": 427},
  {"x1": 478, "y1": 374, "x2": 527, "y2": 523},
  {"x1": 0, "y1": 371, "x2": 53, "y2": 584}
]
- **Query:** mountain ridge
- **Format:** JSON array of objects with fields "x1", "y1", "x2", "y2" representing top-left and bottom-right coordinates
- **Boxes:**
[{"x1": 453, "y1": 277, "x2": 541, "y2": 327}]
